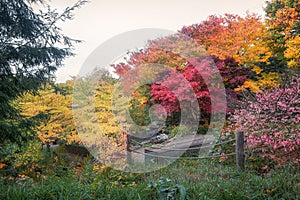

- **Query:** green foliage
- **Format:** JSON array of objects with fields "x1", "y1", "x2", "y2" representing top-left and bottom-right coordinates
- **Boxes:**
[
  {"x1": 0, "y1": 159, "x2": 299, "y2": 199},
  {"x1": 128, "y1": 85, "x2": 152, "y2": 126},
  {"x1": 148, "y1": 177, "x2": 186, "y2": 200},
  {"x1": 0, "y1": 0, "x2": 86, "y2": 144},
  {"x1": 265, "y1": 0, "x2": 300, "y2": 69},
  {"x1": 169, "y1": 126, "x2": 190, "y2": 138},
  {"x1": 0, "y1": 139, "x2": 45, "y2": 178},
  {"x1": 210, "y1": 128, "x2": 236, "y2": 164}
]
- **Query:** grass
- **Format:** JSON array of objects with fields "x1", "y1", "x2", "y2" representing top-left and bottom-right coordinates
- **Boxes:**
[{"x1": 1, "y1": 159, "x2": 299, "y2": 200}]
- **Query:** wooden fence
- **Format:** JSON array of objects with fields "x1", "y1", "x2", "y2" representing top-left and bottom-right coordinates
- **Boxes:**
[{"x1": 128, "y1": 130, "x2": 246, "y2": 171}]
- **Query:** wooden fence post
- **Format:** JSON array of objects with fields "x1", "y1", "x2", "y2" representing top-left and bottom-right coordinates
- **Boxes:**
[
  {"x1": 126, "y1": 131, "x2": 132, "y2": 164},
  {"x1": 236, "y1": 130, "x2": 245, "y2": 171}
]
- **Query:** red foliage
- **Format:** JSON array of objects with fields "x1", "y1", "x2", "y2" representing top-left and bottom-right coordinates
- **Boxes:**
[
  {"x1": 150, "y1": 56, "x2": 250, "y2": 116},
  {"x1": 111, "y1": 62, "x2": 131, "y2": 77}
]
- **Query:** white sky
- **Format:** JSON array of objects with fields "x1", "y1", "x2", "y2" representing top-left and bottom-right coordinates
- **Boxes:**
[{"x1": 47, "y1": 0, "x2": 266, "y2": 82}]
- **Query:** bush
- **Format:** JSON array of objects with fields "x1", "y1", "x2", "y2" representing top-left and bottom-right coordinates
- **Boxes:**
[{"x1": 228, "y1": 74, "x2": 300, "y2": 170}]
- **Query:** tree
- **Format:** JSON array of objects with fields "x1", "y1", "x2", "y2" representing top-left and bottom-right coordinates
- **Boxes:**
[
  {"x1": 0, "y1": 0, "x2": 87, "y2": 144},
  {"x1": 265, "y1": 0, "x2": 300, "y2": 69},
  {"x1": 19, "y1": 80, "x2": 80, "y2": 145},
  {"x1": 94, "y1": 76, "x2": 121, "y2": 138},
  {"x1": 180, "y1": 14, "x2": 284, "y2": 92},
  {"x1": 180, "y1": 14, "x2": 271, "y2": 67},
  {"x1": 72, "y1": 71, "x2": 129, "y2": 167},
  {"x1": 150, "y1": 56, "x2": 249, "y2": 125},
  {"x1": 112, "y1": 34, "x2": 249, "y2": 132}
]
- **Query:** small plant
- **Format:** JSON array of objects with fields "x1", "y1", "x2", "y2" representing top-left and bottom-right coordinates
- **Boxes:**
[
  {"x1": 210, "y1": 127, "x2": 236, "y2": 164},
  {"x1": 147, "y1": 177, "x2": 186, "y2": 200},
  {"x1": 170, "y1": 126, "x2": 191, "y2": 138}
]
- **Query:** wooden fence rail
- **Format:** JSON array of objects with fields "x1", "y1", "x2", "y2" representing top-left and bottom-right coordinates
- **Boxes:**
[{"x1": 126, "y1": 130, "x2": 246, "y2": 171}]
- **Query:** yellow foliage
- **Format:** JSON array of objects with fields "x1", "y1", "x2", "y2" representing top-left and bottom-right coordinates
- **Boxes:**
[
  {"x1": 257, "y1": 72, "x2": 281, "y2": 88},
  {"x1": 252, "y1": 66, "x2": 263, "y2": 74},
  {"x1": 236, "y1": 72, "x2": 280, "y2": 93},
  {"x1": 266, "y1": 0, "x2": 300, "y2": 70},
  {"x1": 94, "y1": 83, "x2": 121, "y2": 137},
  {"x1": 19, "y1": 83, "x2": 81, "y2": 144},
  {"x1": 285, "y1": 36, "x2": 300, "y2": 69},
  {"x1": 136, "y1": 96, "x2": 148, "y2": 105},
  {"x1": 237, "y1": 80, "x2": 262, "y2": 93}
]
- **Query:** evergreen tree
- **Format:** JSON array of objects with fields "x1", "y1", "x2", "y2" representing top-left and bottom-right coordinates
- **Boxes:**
[{"x1": 0, "y1": 0, "x2": 87, "y2": 144}]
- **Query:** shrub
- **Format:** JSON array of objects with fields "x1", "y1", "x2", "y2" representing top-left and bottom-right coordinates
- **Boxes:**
[{"x1": 229, "y1": 74, "x2": 300, "y2": 170}]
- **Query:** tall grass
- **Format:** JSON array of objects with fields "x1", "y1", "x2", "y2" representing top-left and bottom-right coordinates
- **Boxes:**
[{"x1": 1, "y1": 159, "x2": 299, "y2": 199}]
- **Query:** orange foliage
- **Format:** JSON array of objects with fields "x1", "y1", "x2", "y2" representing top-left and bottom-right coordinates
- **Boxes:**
[
  {"x1": 181, "y1": 14, "x2": 271, "y2": 67},
  {"x1": 265, "y1": 0, "x2": 300, "y2": 69}
]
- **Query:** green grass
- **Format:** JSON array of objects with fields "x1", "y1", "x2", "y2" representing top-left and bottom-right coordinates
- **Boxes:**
[{"x1": 0, "y1": 159, "x2": 299, "y2": 200}]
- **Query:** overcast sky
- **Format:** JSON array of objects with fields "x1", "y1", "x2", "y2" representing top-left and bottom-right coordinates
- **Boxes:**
[{"x1": 47, "y1": 0, "x2": 266, "y2": 82}]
